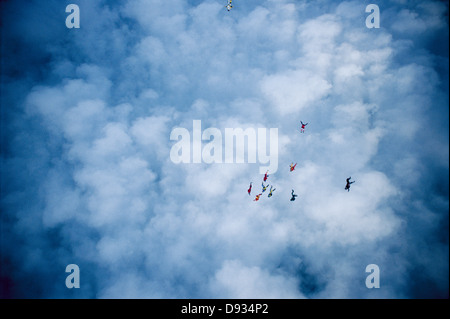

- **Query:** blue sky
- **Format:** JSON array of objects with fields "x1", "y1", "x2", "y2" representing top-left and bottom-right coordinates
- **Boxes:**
[{"x1": 1, "y1": 0, "x2": 448, "y2": 298}]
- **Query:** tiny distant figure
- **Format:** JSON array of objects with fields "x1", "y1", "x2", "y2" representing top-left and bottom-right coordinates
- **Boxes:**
[
  {"x1": 300, "y1": 121, "x2": 308, "y2": 133},
  {"x1": 247, "y1": 182, "x2": 252, "y2": 195},
  {"x1": 290, "y1": 189, "x2": 298, "y2": 201},
  {"x1": 268, "y1": 186, "x2": 276, "y2": 198},
  {"x1": 345, "y1": 177, "x2": 355, "y2": 192},
  {"x1": 254, "y1": 193, "x2": 262, "y2": 201},
  {"x1": 263, "y1": 170, "x2": 269, "y2": 182},
  {"x1": 290, "y1": 162, "x2": 297, "y2": 172},
  {"x1": 225, "y1": 0, "x2": 233, "y2": 11},
  {"x1": 262, "y1": 182, "x2": 269, "y2": 193}
]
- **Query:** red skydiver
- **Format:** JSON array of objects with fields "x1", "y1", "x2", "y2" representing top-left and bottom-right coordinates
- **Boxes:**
[
  {"x1": 247, "y1": 182, "x2": 252, "y2": 195},
  {"x1": 254, "y1": 193, "x2": 262, "y2": 201},
  {"x1": 300, "y1": 121, "x2": 308, "y2": 133},
  {"x1": 263, "y1": 171, "x2": 269, "y2": 182},
  {"x1": 290, "y1": 163, "x2": 297, "y2": 172}
]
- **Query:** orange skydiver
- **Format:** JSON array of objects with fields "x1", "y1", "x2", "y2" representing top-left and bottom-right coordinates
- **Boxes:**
[{"x1": 290, "y1": 163, "x2": 297, "y2": 172}]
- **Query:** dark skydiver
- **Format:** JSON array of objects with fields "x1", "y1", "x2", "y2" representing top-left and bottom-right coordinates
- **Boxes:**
[
  {"x1": 345, "y1": 177, "x2": 355, "y2": 192},
  {"x1": 290, "y1": 189, "x2": 298, "y2": 201}
]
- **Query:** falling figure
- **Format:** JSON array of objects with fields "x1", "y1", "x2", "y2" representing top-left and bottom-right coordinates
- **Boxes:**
[
  {"x1": 254, "y1": 193, "x2": 262, "y2": 201},
  {"x1": 263, "y1": 170, "x2": 269, "y2": 182},
  {"x1": 300, "y1": 121, "x2": 308, "y2": 133},
  {"x1": 225, "y1": 0, "x2": 233, "y2": 11},
  {"x1": 345, "y1": 177, "x2": 355, "y2": 192},
  {"x1": 268, "y1": 186, "x2": 276, "y2": 198},
  {"x1": 290, "y1": 163, "x2": 297, "y2": 172},
  {"x1": 290, "y1": 189, "x2": 298, "y2": 201},
  {"x1": 247, "y1": 182, "x2": 252, "y2": 195},
  {"x1": 262, "y1": 182, "x2": 269, "y2": 193}
]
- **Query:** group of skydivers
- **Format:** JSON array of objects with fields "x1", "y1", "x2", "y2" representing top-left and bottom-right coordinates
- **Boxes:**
[
  {"x1": 248, "y1": 121, "x2": 356, "y2": 202},
  {"x1": 225, "y1": 3, "x2": 357, "y2": 198}
]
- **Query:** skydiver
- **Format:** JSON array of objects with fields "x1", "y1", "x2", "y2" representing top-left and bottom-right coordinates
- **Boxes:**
[
  {"x1": 290, "y1": 189, "x2": 298, "y2": 201},
  {"x1": 290, "y1": 162, "x2": 297, "y2": 172},
  {"x1": 300, "y1": 121, "x2": 308, "y2": 133},
  {"x1": 345, "y1": 177, "x2": 355, "y2": 192},
  {"x1": 268, "y1": 186, "x2": 276, "y2": 198},
  {"x1": 225, "y1": 0, "x2": 233, "y2": 11},
  {"x1": 263, "y1": 170, "x2": 269, "y2": 182},
  {"x1": 262, "y1": 182, "x2": 269, "y2": 193},
  {"x1": 248, "y1": 182, "x2": 252, "y2": 195},
  {"x1": 254, "y1": 193, "x2": 262, "y2": 201}
]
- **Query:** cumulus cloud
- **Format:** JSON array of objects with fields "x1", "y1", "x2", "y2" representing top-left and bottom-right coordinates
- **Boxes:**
[
  {"x1": 0, "y1": 0, "x2": 448, "y2": 299},
  {"x1": 210, "y1": 259, "x2": 305, "y2": 298}
]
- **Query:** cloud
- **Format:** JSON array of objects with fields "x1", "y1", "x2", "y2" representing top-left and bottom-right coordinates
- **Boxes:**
[
  {"x1": 261, "y1": 70, "x2": 332, "y2": 115},
  {"x1": 210, "y1": 259, "x2": 305, "y2": 298},
  {"x1": 1, "y1": 0, "x2": 448, "y2": 299}
]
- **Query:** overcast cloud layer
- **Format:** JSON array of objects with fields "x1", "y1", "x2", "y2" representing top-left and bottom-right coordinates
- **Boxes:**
[{"x1": 1, "y1": 0, "x2": 448, "y2": 298}]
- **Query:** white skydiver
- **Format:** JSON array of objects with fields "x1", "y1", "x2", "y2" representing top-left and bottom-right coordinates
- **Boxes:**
[{"x1": 225, "y1": 0, "x2": 233, "y2": 11}]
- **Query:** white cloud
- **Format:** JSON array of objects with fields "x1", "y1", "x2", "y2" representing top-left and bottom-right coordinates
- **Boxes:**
[
  {"x1": 261, "y1": 70, "x2": 332, "y2": 115},
  {"x1": 3, "y1": 0, "x2": 448, "y2": 299},
  {"x1": 210, "y1": 260, "x2": 305, "y2": 298}
]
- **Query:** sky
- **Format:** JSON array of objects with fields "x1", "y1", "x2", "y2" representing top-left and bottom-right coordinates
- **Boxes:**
[{"x1": 0, "y1": 0, "x2": 448, "y2": 299}]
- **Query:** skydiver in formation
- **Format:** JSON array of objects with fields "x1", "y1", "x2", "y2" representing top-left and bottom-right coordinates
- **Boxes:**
[
  {"x1": 263, "y1": 170, "x2": 269, "y2": 182},
  {"x1": 300, "y1": 121, "x2": 308, "y2": 133},
  {"x1": 290, "y1": 162, "x2": 297, "y2": 172},
  {"x1": 345, "y1": 177, "x2": 355, "y2": 192},
  {"x1": 248, "y1": 182, "x2": 252, "y2": 195},
  {"x1": 268, "y1": 186, "x2": 276, "y2": 198},
  {"x1": 290, "y1": 189, "x2": 298, "y2": 201},
  {"x1": 262, "y1": 182, "x2": 269, "y2": 193},
  {"x1": 254, "y1": 193, "x2": 262, "y2": 201}
]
